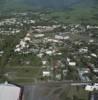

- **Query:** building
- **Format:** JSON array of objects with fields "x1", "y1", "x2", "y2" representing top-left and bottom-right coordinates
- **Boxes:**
[
  {"x1": 85, "y1": 83, "x2": 98, "y2": 91},
  {"x1": 43, "y1": 71, "x2": 50, "y2": 77}
]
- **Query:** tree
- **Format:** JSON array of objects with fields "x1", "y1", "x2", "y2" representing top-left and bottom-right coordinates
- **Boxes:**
[{"x1": 0, "y1": 35, "x2": 19, "y2": 80}]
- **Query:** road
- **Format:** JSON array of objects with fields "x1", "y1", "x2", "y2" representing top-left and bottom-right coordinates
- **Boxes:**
[
  {"x1": 24, "y1": 83, "x2": 68, "y2": 100},
  {"x1": 23, "y1": 82, "x2": 90, "y2": 100}
]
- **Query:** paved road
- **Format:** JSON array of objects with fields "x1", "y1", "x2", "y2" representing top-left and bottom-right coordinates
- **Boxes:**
[
  {"x1": 24, "y1": 83, "x2": 67, "y2": 100},
  {"x1": 23, "y1": 82, "x2": 90, "y2": 100}
]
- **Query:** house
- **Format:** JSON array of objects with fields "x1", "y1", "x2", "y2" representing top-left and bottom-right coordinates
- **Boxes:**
[
  {"x1": 46, "y1": 38, "x2": 59, "y2": 43},
  {"x1": 20, "y1": 40, "x2": 26, "y2": 48},
  {"x1": 30, "y1": 20, "x2": 36, "y2": 24},
  {"x1": 0, "y1": 51, "x2": 4, "y2": 56},
  {"x1": 0, "y1": 82, "x2": 23, "y2": 100},
  {"x1": 26, "y1": 33, "x2": 31, "y2": 37},
  {"x1": 87, "y1": 25, "x2": 98, "y2": 29},
  {"x1": 56, "y1": 74, "x2": 61, "y2": 80},
  {"x1": 56, "y1": 52, "x2": 62, "y2": 55},
  {"x1": 67, "y1": 57, "x2": 71, "y2": 62},
  {"x1": 34, "y1": 34, "x2": 45, "y2": 38},
  {"x1": 68, "y1": 62, "x2": 76, "y2": 66},
  {"x1": 45, "y1": 50, "x2": 54, "y2": 56},
  {"x1": 85, "y1": 83, "x2": 98, "y2": 91},
  {"x1": 55, "y1": 35, "x2": 64, "y2": 40},
  {"x1": 63, "y1": 36, "x2": 70, "y2": 40},
  {"x1": 79, "y1": 47, "x2": 88, "y2": 53},
  {"x1": 42, "y1": 61, "x2": 47, "y2": 65},
  {"x1": 63, "y1": 70, "x2": 68, "y2": 76},
  {"x1": 37, "y1": 53, "x2": 43, "y2": 58},
  {"x1": 89, "y1": 39, "x2": 94, "y2": 43},
  {"x1": 91, "y1": 53, "x2": 97, "y2": 58},
  {"x1": 43, "y1": 71, "x2": 50, "y2": 77},
  {"x1": 14, "y1": 47, "x2": 21, "y2": 52},
  {"x1": 24, "y1": 37, "x2": 31, "y2": 42}
]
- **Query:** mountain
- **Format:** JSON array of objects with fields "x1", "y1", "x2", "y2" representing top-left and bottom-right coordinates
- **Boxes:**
[
  {"x1": 27, "y1": 0, "x2": 96, "y2": 8},
  {"x1": 0, "y1": 0, "x2": 98, "y2": 11},
  {"x1": 0, "y1": 0, "x2": 95, "y2": 9}
]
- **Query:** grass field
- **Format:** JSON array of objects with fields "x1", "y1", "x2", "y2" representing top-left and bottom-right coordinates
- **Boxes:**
[{"x1": 40, "y1": 7, "x2": 98, "y2": 25}]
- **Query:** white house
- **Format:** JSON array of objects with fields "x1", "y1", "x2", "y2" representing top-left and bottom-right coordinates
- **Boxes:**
[
  {"x1": 46, "y1": 50, "x2": 52, "y2": 55},
  {"x1": 79, "y1": 47, "x2": 88, "y2": 53},
  {"x1": 20, "y1": 40, "x2": 26, "y2": 48},
  {"x1": 91, "y1": 53, "x2": 97, "y2": 58},
  {"x1": 43, "y1": 71, "x2": 50, "y2": 77},
  {"x1": 24, "y1": 37, "x2": 31, "y2": 42},
  {"x1": 63, "y1": 36, "x2": 70, "y2": 40},
  {"x1": 55, "y1": 35, "x2": 64, "y2": 40},
  {"x1": 30, "y1": 20, "x2": 36, "y2": 24},
  {"x1": 89, "y1": 39, "x2": 94, "y2": 43},
  {"x1": 34, "y1": 34, "x2": 45, "y2": 38},
  {"x1": 69, "y1": 62, "x2": 76, "y2": 66},
  {"x1": 14, "y1": 48, "x2": 21, "y2": 52},
  {"x1": 42, "y1": 61, "x2": 47, "y2": 65},
  {"x1": 85, "y1": 83, "x2": 98, "y2": 91},
  {"x1": 37, "y1": 53, "x2": 43, "y2": 58},
  {"x1": 0, "y1": 51, "x2": 4, "y2": 54},
  {"x1": 0, "y1": 51, "x2": 4, "y2": 56},
  {"x1": 67, "y1": 57, "x2": 71, "y2": 62}
]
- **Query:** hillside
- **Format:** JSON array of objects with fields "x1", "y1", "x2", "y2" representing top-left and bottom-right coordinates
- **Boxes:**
[{"x1": 0, "y1": 0, "x2": 98, "y2": 11}]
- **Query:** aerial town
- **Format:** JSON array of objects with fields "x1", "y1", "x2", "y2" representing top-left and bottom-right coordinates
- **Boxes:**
[
  {"x1": 1, "y1": 0, "x2": 98, "y2": 99},
  {"x1": 0, "y1": 12, "x2": 98, "y2": 85}
]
